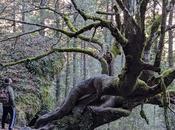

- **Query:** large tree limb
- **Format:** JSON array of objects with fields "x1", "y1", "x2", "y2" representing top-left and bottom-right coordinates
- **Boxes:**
[
  {"x1": 105, "y1": 23, "x2": 128, "y2": 46},
  {"x1": 34, "y1": 68, "x2": 175, "y2": 130},
  {"x1": 73, "y1": 22, "x2": 101, "y2": 36},
  {"x1": 33, "y1": 91, "x2": 175, "y2": 130},
  {"x1": 1, "y1": 48, "x2": 109, "y2": 74},
  {"x1": 33, "y1": 105, "x2": 131, "y2": 130},
  {"x1": 63, "y1": 15, "x2": 104, "y2": 48},
  {"x1": 70, "y1": 0, "x2": 127, "y2": 46}
]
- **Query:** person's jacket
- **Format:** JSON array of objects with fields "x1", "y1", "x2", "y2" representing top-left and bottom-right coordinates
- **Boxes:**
[{"x1": 2, "y1": 84, "x2": 15, "y2": 107}]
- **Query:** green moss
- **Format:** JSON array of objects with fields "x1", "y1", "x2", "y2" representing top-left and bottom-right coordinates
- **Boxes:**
[
  {"x1": 16, "y1": 93, "x2": 41, "y2": 121},
  {"x1": 161, "y1": 69, "x2": 174, "y2": 77},
  {"x1": 100, "y1": 58, "x2": 109, "y2": 74},
  {"x1": 111, "y1": 42, "x2": 121, "y2": 57},
  {"x1": 39, "y1": 79, "x2": 56, "y2": 110},
  {"x1": 145, "y1": 14, "x2": 161, "y2": 37},
  {"x1": 136, "y1": 79, "x2": 149, "y2": 93},
  {"x1": 16, "y1": 93, "x2": 40, "y2": 110},
  {"x1": 150, "y1": 15, "x2": 161, "y2": 34},
  {"x1": 25, "y1": 53, "x2": 64, "y2": 79},
  {"x1": 137, "y1": 79, "x2": 147, "y2": 86},
  {"x1": 63, "y1": 15, "x2": 77, "y2": 32},
  {"x1": 112, "y1": 77, "x2": 119, "y2": 85}
]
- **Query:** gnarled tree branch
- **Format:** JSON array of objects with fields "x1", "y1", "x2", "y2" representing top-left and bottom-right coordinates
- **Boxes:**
[
  {"x1": 63, "y1": 14, "x2": 104, "y2": 48},
  {"x1": 2, "y1": 48, "x2": 109, "y2": 74}
]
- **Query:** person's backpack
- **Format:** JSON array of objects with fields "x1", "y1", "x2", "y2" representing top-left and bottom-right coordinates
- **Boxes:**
[{"x1": 0, "y1": 88, "x2": 9, "y2": 104}]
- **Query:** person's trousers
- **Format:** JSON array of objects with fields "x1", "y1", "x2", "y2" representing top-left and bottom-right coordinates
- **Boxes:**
[{"x1": 1, "y1": 106, "x2": 16, "y2": 130}]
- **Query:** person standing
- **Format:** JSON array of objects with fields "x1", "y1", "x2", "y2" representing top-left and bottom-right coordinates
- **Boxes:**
[{"x1": 0, "y1": 78, "x2": 16, "y2": 130}]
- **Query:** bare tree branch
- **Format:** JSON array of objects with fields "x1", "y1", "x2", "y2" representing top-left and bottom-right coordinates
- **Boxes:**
[
  {"x1": 168, "y1": 106, "x2": 175, "y2": 114},
  {"x1": 0, "y1": 17, "x2": 74, "y2": 36},
  {"x1": 73, "y1": 22, "x2": 101, "y2": 36},
  {"x1": 166, "y1": 24, "x2": 175, "y2": 31},
  {"x1": 0, "y1": 28, "x2": 44, "y2": 42},
  {"x1": 113, "y1": 5, "x2": 122, "y2": 31},
  {"x1": 70, "y1": 0, "x2": 109, "y2": 23},
  {"x1": 154, "y1": 0, "x2": 168, "y2": 67},
  {"x1": 0, "y1": 18, "x2": 105, "y2": 42},
  {"x1": 140, "y1": 0, "x2": 150, "y2": 32},
  {"x1": 0, "y1": 6, "x2": 7, "y2": 15}
]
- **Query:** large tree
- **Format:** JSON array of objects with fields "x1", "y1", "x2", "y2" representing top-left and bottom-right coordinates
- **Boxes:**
[{"x1": 0, "y1": 0, "x2": 175, "y2": 130}]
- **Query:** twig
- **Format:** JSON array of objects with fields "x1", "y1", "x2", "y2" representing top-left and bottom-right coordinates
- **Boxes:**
[
  {"x1": 168, "y1": 106, "x2": 175, "y2": 114},
  {"x1": 0, "y1": 28, "x2": 44, "y2": 42},
  {"x1": 0, "y1": 17, "x2": 74, "y2": 36},
  {"x1": 70, "y1": 0, "x2": 109, "y2": 22},
  {"x1": 96, "y1": 11, "x2": 115, "y2": 15}
]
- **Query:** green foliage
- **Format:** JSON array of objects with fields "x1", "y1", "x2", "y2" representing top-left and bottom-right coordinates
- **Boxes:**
[
  {"x1": 149, "y1": 16, "x2": 161, "y2": 35},
  {"x1": 16, "y1": 93, "x2": 40, "y2": 111},
  {"x1": 25, "y1": 53, "x2": 64, "y2": 80},
  {"x1": 16, "y1": 93, "x2": 41, "y2": 122},
  {"x1": 39, "y1": 80, "x2": 56, "y2": 110},
  {"x1": 22, "y1": 52, "x2": 65, "y2": 119},
  {"x1": 145, "y1": 14, "x2": 161, "y2": 37}
]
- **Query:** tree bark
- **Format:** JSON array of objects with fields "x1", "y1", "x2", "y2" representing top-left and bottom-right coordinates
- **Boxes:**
[
  {"x1": 168, "y1": 1, "x2": 174, "y2": 67},
  {"x1": 21, "y1": 0, "x2": 25, "y2": 33},
  {"x1": 39, "y1": 0, "x2": 47, "y2": 36},
  {"x1": 73, "y1": 38, "x2": 77, "y2": 87},
  {"x1": 65, "y1": 40, "x2": 70, "y2": 96},
  {"x1": 34, "y1": 86, "x2": 175, "y2": 130},
  {"x1": 55, "y1": 74, "x2": 61, "y2": 104},
  {"x1": 13, "y1": 0, "x2": 16, "y2": 32}
]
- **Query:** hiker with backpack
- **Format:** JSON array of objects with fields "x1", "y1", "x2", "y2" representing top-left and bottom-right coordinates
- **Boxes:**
[{"x1": 0, "y1": 78, "x2": 16, "y2": 130}]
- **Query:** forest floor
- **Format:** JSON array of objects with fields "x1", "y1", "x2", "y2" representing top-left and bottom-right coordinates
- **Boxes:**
[{"x1": 0, "y1": 123, "x2": 31, "y2": 130}]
